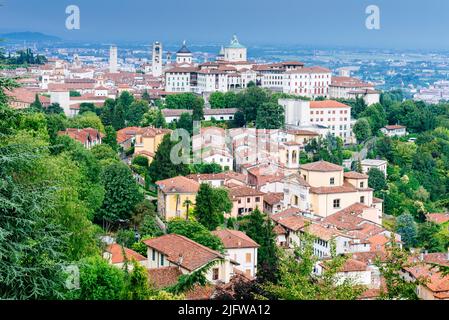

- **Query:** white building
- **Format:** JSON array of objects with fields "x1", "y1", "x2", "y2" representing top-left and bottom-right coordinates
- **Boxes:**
[
  {"x1": 223, "y1": 35, "x2": 247, "y2": 62},
  {"x1": 381, "y1": 125, "x2": 407, "y2": 137},
  {"x1": 176, "y1": 41, "x2": 193, "y2": 65},
  {"x1": 329, "y1": 76, "x2": 380, "y2": 106},
  {"x1": 212, "y1": 229, "x2": 259, "y2": 278},
  {"x1": 361, "y1": 159, "x2": 388, "y2": 177},
  {"x1": 283, "y1": 66, "x2": 332, "y2": 98}
]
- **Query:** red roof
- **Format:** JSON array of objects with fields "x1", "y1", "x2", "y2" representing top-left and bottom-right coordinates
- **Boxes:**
[
  {"x1": 156, "y1": 176, "x2": 200, "y2": 194},
  {"x1": 147, "y1": 266, "x2": 182, "y2": 289},
  {"x1": 212, "y1": 229, "x2": 259, "y2": 249},
  {"x1": 106, "y1": 243, "x2": 146, "y2": 264},
  {"x1": 310, "y1": 100, "x2": 350, "y2": 109},
  {"x1": 301, "y1": 160, "x2": 343, "y2": 172},
  {"x1": 143, "y1": 234, "x2": 225, "y2": 272},
  {"x1": 426, "y1": 213, "x2": 449, "y2": 224}
]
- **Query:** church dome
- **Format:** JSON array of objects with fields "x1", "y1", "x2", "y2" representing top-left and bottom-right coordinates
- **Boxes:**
[{"x1": 177, "y1": 40, "x2": 191, "y2": 54}]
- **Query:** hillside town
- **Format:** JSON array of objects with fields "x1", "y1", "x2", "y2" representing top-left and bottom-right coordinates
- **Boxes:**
[{"x1": 2, "y1": 34, "x2": 449, "y2": 302}]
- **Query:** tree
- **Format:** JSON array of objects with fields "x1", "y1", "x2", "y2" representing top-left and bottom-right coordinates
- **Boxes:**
[
  {"x1": 262, "y1": 235, "x2": 363, "y2": 300},
  {"x1": 417, "y1": 222, "x2": 446, "y2": 253},
  {"x1": 79, "y1": 102, "x2": 96, "y2": 115},
  {"x1": 68, "y1": 111, "x2": 105, "y2": 133},
  {"x1": 167, "y1": 218, "x2": 223, "y2": 251},
  {"x1": 368, "y1": 168, "x2": 387, "y2": 192},
  {"x1": 45, "y1": 113, "x2": 67, "y2": 144},
  {"x1": 192, "y1": 98, "x2": 204, "y2": 121},
  {"x1": 30, "y1": 94, "x2": 43, "y2": 111},
  {"x1": 112, "y1": 102, "x2": 126, "y2": 130},
  {"x1": 237, "y1": 86, "x2": 269, "y2": 124},
  {"x1": 360, "y1": 103, "x2": 387, "y2": 134},
  {"x1": 45, "y1": 102, "x2": 64, "y2": 114},
  {"x1": 209, "y1": 92, "x2": 226, "y2": 109},
  {"x1": 98, "y1": 162, "x2": 143, "y2": 226},
  {"x1": 176, "y1": 112, "x2": 193, "y2": 134},
  {"x1": 233, "y1": 110, "x2": 246, "y2": 127},
  {"x1": 183, "y1": 198, "x2": 193, "y2": 220},
  {"x1": 100, "y1": 99, "x2": 116, "y2": 127},
  {"x1": 353, "y1": 118, "x2": 372, "y2": 142},
  {"x1": 154, "y1": 109, "x2": 167, "y2": 128},
  {"x1": 0, "y1": 142, "x2": 68, "y2": 299},
  {"x1": 103, "y1": 125, "x2": 119, "y2": 151},
  {"x1": 375, "y1": 241, "x2": 419, "y2": 300},
  {"x1": 124, "y1": 260, "x2": 151, "y2": 300},
  {"x1": 141, "y1": 90, "x2": 150, "y2": 102},
  {"x1": 256, "y1": 102, "x2": 284, "y2": 129},
  {"x1": 190, "y1": 162, "x2": 223, "y2": 174},
  {"x1": 240, "y1": 208, "x2": 278, "y2": 283},
  {"x1": 126, "y1": 100, "x2": 149, "y2": 126},
  {"x1": 70, "y1": 256, "x2": 126, "y2": 300},
  {"x1": 90, "y1": 144, "x2": 119, "y2": 163},
  {"x1": 195, "y1": 183, "x2": 226, "y2": 231},
  {"x1": 148, "y1": 134, "x2": 189, "y2": 182},
  {"x1": 395, "y1": 213, "x2": 418, "y2": 249}
]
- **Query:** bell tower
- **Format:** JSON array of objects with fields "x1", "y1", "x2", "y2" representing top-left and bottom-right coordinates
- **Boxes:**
[{"x1": 152, "y1": 41, "x2": 163, "y2": 77}]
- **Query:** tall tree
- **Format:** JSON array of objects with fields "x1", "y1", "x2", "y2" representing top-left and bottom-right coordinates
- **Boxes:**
[
  {"x1": 103, "y1": 125, "x2": 119, "y2": 151},
  {"x1": 98, "y1": 162, "x2": 143, "y2": 226},
  {"x1": 395, "y1": 213, "x2": 418, "y2": 249},
  {"x1": 148, "y1": 134, "x2": 189, "y2": 182},
  {"x1": 240, "y1": 208, "x2": 278, "y2": 283},
  {"x1": 256, "y1": 102, "x2": 284, "y2": 129},
  {"x1": 195, "y1": 183, "x2": 223, "y2": 231}
]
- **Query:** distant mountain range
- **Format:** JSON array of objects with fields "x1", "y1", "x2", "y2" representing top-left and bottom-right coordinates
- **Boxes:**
[{"x1": 0, "y1": 32, "x2": 62, "y2": 42}]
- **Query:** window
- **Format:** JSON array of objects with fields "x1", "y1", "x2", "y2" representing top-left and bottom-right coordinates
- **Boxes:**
[
  {"x1": 160, "y1": 255, "x2": 165, "y2": 266},
  {"x1": 330, "y1": 177, "x2": 335, "y2": 185},
  {"x1": 360, "y1": 182, "x2": 364, "y2": 188},
  {"x1": 246, "y1": 253, "x2": 252, "y2": 263},
  {"x1": 247, "y1": 198, "x2": 251, "y2": 203},
  {"x1": 360, "y1": 196, "x2": 365, "y2": 204},
  {"x1": 294, "y1": 195, "x2": 299, "y2": 206},
  {"x1": 212, "y1": 268, "x2": 219, "y2": 280},
  {"x1": 333, "y1": 199, "x2": 340, "y2": 208},
  {"x1": 255, "y1": 197, "x2": 260, "y2": 203},
  {"x1": 152, "y1": 249, "x2": 156, "y2": 261}
]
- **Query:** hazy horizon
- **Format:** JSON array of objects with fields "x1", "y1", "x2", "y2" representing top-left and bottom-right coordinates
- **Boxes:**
[{"x1": 1, "y1": 0, "x2": 449, "y2": 51}]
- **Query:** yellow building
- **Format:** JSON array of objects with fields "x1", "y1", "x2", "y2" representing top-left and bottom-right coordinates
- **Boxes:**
[
  {"x1": 155, "y1": 176, "x2": 199, "y2": 220},
  {"x1": 134, "y1": 127, "x2": 171, "y2": 164},
  {"x1": 297, "y1": 161, "x2": 383, "y2": 224}
]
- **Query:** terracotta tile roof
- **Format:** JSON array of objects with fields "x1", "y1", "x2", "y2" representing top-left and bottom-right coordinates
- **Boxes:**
[
  {"x1": 135, "y1": 150, "x2": 155, "y2": 158},
  {"x1": 321, "y1": 258, "x2": 368, "y2": 272},
  {"x1": 273, "y1": 224, "x2": 287, "y2": 235},
  {"x1": 212, "y1": 229, "x2": 259, "y2": 249},
  {"x1": 310, "y1": 182, "x2": 357, "y2": 194},
  {"x1": 405, "y1": 264, "x2": 449, "y2": 296},
  {"x1": 106, "y1": 243, "x2": 146, "y2": 264},
  {"x1": 422, "y1": 253, "x2": 449, "y2": 267},
  {"x1": 301, "y1": 160, "x2": 343, "y2": 172},
  {"x1": 263, "y1": 192, "x2": 284, "y2": 205},
  {"x1": 57, "y1": 128, "x2": 103, "y2": 144},
  {"x1": 5, "y1": 87, "x2": 50, "y2": 104},
  {"x1": 286, "y1": 129, "x2": 320, "y2": 136},
  {"x1": 228, "y1": 186, "x2": 265, "y2": 198},
  {"x1": 373, "y1": 197, "x2": 384, "y2": 203},
  {"x1": 286, "y1": 66, "x2": 331, "y2": 74},
  {"x1": 344, "y1": 171, "x2": 369, "y2": 179},
  {"x1": 185, "y1": 284, "x2": 216, "y2": 300},
  {"x1": 384, "y1": 125, "x2": 406, "y2": 130},
  {"x1": 323, "y1": 204, "x2": 369, "y2": 230},
  {"x1": 156, "y1": 176, "x2": 200, "y2": 194},
  {"x1": 116, "y1": 126, "x2": 140, "y2": 144},
  {"x1": 330, "y1": 76, "x2": 374, "y2": 88},
  {"x1": 271, "y1": 208, "x2": 311, "y2": 232},
  {"x1": 143, "y1": 234, "x2": 225, "y2": 272},
  {"x1": 284, "y1": 173, "x2": 311, "y2": 187},
  {"x1": 309, "y1": 100, "x2": 350, "y2": 109},
  {"x1": 302, "y1": 223, "x2": 342, "y2": 241},
  {"x1": 147, "y1": 266, "x2": 182, "y2": 289},
  {"x1": 137, "y1": 127, "x2": 171, "y2": 137},
  {"x1": 186, "y1": 172, "x2": 247, "y2": 184},
  {"x1": 351, "y1": 251, "x2": 388, "y2": 265},
  {"x1": 426, "y1": 213, "x2": 449, "y2": 224}
]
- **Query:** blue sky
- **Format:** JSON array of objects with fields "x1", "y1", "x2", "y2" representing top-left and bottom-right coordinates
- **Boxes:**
[{"x1": 0, "y1": 0, "x2": 449, "y2": 49}]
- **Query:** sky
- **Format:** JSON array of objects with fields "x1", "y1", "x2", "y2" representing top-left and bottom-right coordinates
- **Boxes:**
[{"x1": 1, "y1": 0, "x2": 449, "y2": 50}]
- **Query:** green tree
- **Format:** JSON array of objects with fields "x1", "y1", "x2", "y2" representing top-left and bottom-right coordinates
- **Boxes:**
[
  {"x1": 368, "y1": 168, "x2": 387, "y2": 193},
  {"x1": 176, "y1": 112, "x2": 193, "y2": 134},
  {"x1": 103, "y1": 125, "x2": 119, "y2": 151},
  {"x1": 256, "y1": 102, "x2": 284, "y2": 129},
  {"x1": 240, "y1": 208, "x2": 278, "y2": 283},
  {"x1": 209, "y1": 92, "x2": 226, "y2": 109},
  {"x1": 148, "y1": 134, "x2": 189, "y2": 182},
  {"x1": 126, "y1": 100, "x2": 149, "y2": 126},
  {"x1": 70, "y1": 256, "x2": 126, "y2": 300},
  {"x1": 195, "y1": 183, "x2": 226, "y2": 230},
  {"x1": 237, "y1": 86, "x2": 269, "y2": 124},
  {"x1": 353, "y1": 118, "x2": 372, "y2": 142},
  {"x1": 395, "y1": 213, "x2": 418, "y2": 249},
  {"x1": 112, "y1": 102, "x2": 126, "y2": 130},
  {"x1": 167, "y1": 218, "x2": 223, "y2": 251},
  {"x1": 45, "y1": 102, "x2": 64, "y2": 114},
  {"x1": 417, "y1": 222, "x2": 446, "y2": 253},
  {"x1": 79, "y1": 102, "x2": 96, "y2": 115},
  {"x1": 30, "y1": 93, "x2": 43, "y2": 111},
  {"x1": 98, "y1": 162, "x2": 143, "y2": 226}
]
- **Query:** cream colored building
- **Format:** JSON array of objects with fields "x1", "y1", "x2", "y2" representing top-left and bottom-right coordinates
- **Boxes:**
[{"x1": 144, "y1": 234, "x2": 237, "y2": 284}]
